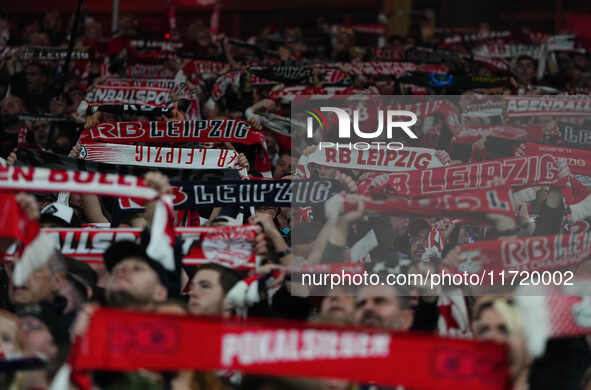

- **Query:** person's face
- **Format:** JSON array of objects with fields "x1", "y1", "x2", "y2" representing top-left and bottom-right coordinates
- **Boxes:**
[
  {"x1": 473, "y1": 306, "x2": 508, "y2": 343},
  {"x1": 273, "y1": 154, "x2": 293, "y2": 178},
  {"x1": 32, "y1": 121, "x2": 50, "y2": 146},
  {"x1": 514, "y1": 59, "x2": 536, "y2": 84},
  {"x1": 0, "y1": 315, "x2": 19, "y2": 355},
  {"x1": 188, "y1": 269, "x2": 225, "y2": 315},
  {"x1": 316, "y1": 166, "x2": 336, "y2": 179},
  {"x1": 7, "y1": 262, "x2": 58, "y2": 305},
  {"x1": 68, "y1": 89, "x2": 84, "y2": 109},
  {"x1": 1, "y1": 95, "x2": 25, "y2": 115},
  {"x1": 26, "y1": 65, "x2": 45, "y2": 91},
  {"x1": 320, "y1": 292, "x2": 354, "y2": 321},
  {"x1": 409, "y1": 228, "x2": 429, "y2": 262},
  {"x1": 106, "y1": 257, "x2": 166, "y2": 304},
  {"x1": 49, "y1": 95, "x2": 66, "y2": 115},
  {"x1": 354, "y1": 286, "x2": 412, "y2": 330},
  {"x1": 389, "y1": 216, "x2": 409, "y2": 236},
  {"x1": 18, "y1": 316, "x2": 57, "y2": 359},
  {"x1": 473, "y1": 306, "x2": 530, "y2": 378},
  {"x1": 278, "y1": 46, "x2": 291, "y2": 61}
]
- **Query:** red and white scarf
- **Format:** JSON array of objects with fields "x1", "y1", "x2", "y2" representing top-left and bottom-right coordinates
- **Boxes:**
[
  {"x1": 127, "y1": 64, "x2": 176, "y2": 79},
  {"x1": 444, "y1": 231, "x2": 591, "y2": 275},
  {"x1": 311, "y1": 62, "x2": 448, "y2": 76},
  {"x1": 359, "y1": 154, "x2": 591, "y2": 221},
  {"x1": 4, "y1": 226, "x2": 261, "y2": 269},
  {"x1": 0, "y1": 166, "x2": 156, "y2": 199},
  {"x1": 473, "y1": 43, "x2": 546, "y2": 59},
  {"x1": 452, "y1": 125, "x2": 544, "y2": 145},
  {"x1": 80, "y1": 143, "x2": 239, "y2": 170},
  {"x1": 523, "y1": 142, "x2": 591, "y2": 177},
  {"x1": 81, "y1": 120, "x2": 265, "y2": 146},
  {"x1": 328, "y1": 185, "x2": 517, "y2": 223},
  {"x1": 85, "y1": 85, "x2": 171, "y2": 107},
  {"x1": 68, "y1": 308, "x2": 509, "y2": 390},
  {"x1": 296, "y1": 146, "x2": 442, "y2": 178},
  {"x1": 97, "y1": 78, "x2": 196, "y2": 98},
  {"x1": 505, "y1": 96, "x2": 591, "y2": 118},
  {"x1": 270, "y1": 86, "x2": 374, "y2": 103}
]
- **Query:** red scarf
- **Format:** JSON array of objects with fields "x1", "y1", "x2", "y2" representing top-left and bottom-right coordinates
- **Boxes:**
[
  {"x1": 341, "y1": 185, "x2": 516, "y2": 222},
  {"x1": 443, "y1": 231, "x2": 591, "y2": 275},
  {"x1": 82, "y1": 120, "x2": 265, "y2": 146},
  {"x1": 523, "y1": 142, "x2": 591, "y2": 177},
  {"x1": 359, "y1": 154, "x2": 561, "y2": 197},
  {"x1": 69, "y1": 308, "x2": 509, "y2": 390},
  {"x1": 359, "y1": 155, "x2": 591, "y2": 221},
  {"x1": 296, "y1": 146, "x2": 442, "y2": 177}
]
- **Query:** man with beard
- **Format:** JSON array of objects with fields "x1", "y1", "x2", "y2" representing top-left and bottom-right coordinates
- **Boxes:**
[
  {"x1": 319, "y1": 286, "x2": 355, "y2": 322},
  {"x1": 353, "y1": 281, "x2": 415, "y2": 390},
  {"x1": 354, "y1": 279, "x2": 414, "y2": 331}
]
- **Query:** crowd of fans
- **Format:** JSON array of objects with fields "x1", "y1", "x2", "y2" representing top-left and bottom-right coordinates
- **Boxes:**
[{"x1": 0, "y1": 5, "x2": 591, "y2": 390}]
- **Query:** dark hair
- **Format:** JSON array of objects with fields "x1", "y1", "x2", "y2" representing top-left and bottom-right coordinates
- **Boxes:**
[
  {"x1": 195, "y1": 263, "x2": 242, "y2": 294},
  {"x1": 516, "y1": 55, "x2": 537, "y2": 66},
  {"x1": 357, "y1": 272, "x2": 411, "y2": 309}
]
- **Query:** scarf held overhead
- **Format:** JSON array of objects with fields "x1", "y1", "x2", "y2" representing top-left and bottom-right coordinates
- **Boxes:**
[
  {"x1": 80, "y1": 143, "x2": 239, "y2": 170},
  {"x1": 334, "y1": 185, "x2": 516, "y2": 222},
  {"x1": 444, "y1": 231, "x2": 591, "y2": 275},
  {"x1": 81, "y1": 120, "x2": 265, "y2": 146},
  {"x1": 4, "y1": 226, "x2": 260, "y2": 269},
  {"x1": 117, "y1": 179, "x2": 338, "y2": 211},
  {"x1": 296, "y1": 146, "x2": 443, "y2": 178},
  {"x1": 359, "y1": 154, "x2": 591, "y2": 221},
  {"x1": 85, "y1": 86, "x2": 171, "y2": 107},
  {"x1": 0, "y1": 166, "x2": 156, "y2": 199},
  {"x1": 69, "y1": 308, "x2": 509, "y2": 390}
]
